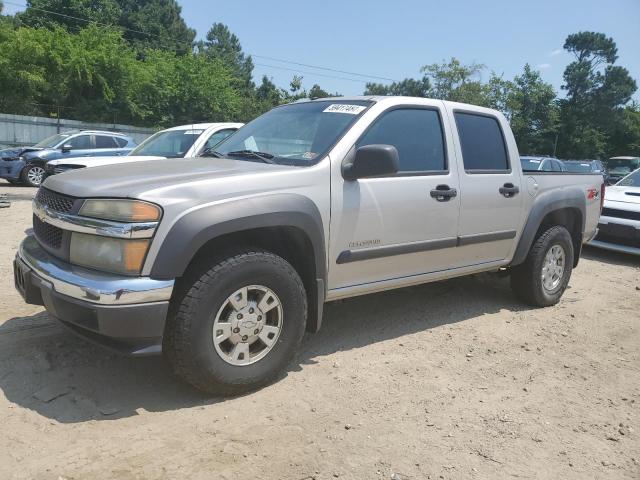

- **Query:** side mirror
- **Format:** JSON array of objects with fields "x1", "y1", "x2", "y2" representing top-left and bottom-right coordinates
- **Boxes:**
[
  {"x1": 342, "y1": 144, "x2": 399, "y2": 181},
  {"x1": 61, "y1": 144, "x2": 72, "y2": 152}
]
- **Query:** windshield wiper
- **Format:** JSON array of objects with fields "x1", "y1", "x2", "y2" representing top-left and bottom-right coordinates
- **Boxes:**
[
  {"x1": 226, "y1": 150, "x2": 276, "y2": 164},
  {"x1": 199, "y1": 147, "x2": 223, "y2": 158}
]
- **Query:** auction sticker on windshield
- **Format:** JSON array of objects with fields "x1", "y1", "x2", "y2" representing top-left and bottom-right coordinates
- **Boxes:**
[{"x1": 323, "y1": 104, "x2": 367, "y2": 115}]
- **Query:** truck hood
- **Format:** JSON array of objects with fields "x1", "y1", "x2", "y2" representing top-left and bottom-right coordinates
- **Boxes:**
[
  {"x1": 604, "y1": 186, "x2": 640, "y2": 206},
  {"x1": 42, "y1": 157, "x2": 296, "y2": 199},
  {"x1": 48, "y1": 155, "x2": 165, "y2": 168}
]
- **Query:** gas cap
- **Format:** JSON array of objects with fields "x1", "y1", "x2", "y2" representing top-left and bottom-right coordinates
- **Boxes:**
[{"x1": 526, "y1": 176, "x2": 539, "y2": 197}]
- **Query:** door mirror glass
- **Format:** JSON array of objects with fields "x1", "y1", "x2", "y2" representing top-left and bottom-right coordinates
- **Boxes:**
[{"x1": 343, "y1": 144, "x2": 399, "y2": 181}]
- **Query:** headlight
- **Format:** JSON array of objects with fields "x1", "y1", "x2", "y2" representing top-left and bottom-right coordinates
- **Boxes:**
[
  {"x1": 79, "y1": 199, "x2": 161, "y2": 222},
  {"x1": 70, "y1": 233, "x2": 150, "y2": 275}
]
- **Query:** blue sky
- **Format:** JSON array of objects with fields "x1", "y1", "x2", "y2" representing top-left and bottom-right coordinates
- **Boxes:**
[{"x1": 4, "y1": 0, "x2": 640, "y2": 98}]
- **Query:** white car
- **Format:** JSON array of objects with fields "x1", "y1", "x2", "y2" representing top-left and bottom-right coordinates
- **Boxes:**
[
  {"x1": 44, "y1": 123, "x2": 243, "y2": 176},
  {"x1": 590, "y1": 168, "x2": 640, "y2": 255}
]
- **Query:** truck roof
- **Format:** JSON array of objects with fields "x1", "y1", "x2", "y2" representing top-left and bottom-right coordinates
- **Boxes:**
[{"x1": 306, "y1": 95, "x2": 505, "y2": 115}]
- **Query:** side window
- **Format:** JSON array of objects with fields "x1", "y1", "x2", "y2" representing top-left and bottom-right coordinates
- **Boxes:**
[
  {"x1": 541, "y1": 159, "x2": 558, "y2": 172},
  {"x1": 203, "y1": 129, "x2": 237, "y2": 151},
  {"x1": 95, "y1": 135, "x2": 118, "y2": 148},
  {"x1": 66, "y1": 135, "x2": 93, "y2": 149},
  {"x1": 356, "y1": 108, "x2": 446, "y2": 173},
  {"x1": 114, "y1": 137, "x2": 128, "y2": 148},
  {"x1": 454, "y1": 112, "x2": 509, "y2": 171},
  {"x1": 540, "y1": 160, "x2": 552, "y2": 172}
]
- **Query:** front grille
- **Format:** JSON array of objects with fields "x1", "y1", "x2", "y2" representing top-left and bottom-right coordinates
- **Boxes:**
[
  {"x1": 33, "y1": 214, "x2": 63, "y2": 249},
  {"x1": 602, "y1": 207, "x2": 640, "y2": 221},
  {"x1": 35, "y1": 187, "x2": 75, "y2": 213}
]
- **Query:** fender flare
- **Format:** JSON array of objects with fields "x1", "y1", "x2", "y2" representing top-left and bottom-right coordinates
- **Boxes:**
[
  {"x1": 150, "y1": 193, "x2": 326, "y2": 280},
  {"x1": 511, "y1": 187, "x2": 586, "y2": 267}
]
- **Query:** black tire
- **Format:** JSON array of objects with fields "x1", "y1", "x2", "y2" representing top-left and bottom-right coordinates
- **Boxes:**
[
  {"x1": 510, "y1": 225, "x2": 574, "y2": 307},
  {"x1": 164, "y1": 249, "x2": 307, "y2": 395},
  {"x1": 21, "y1": 164, "x2": 46, "y2": 187}
]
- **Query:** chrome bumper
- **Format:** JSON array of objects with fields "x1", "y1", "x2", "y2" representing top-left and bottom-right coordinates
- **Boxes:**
[{"x1": 18, "y1": 235, "x2": 174, "y2": 305}]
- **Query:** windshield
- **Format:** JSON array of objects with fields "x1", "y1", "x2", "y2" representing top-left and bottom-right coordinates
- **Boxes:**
[
  {"x1": 607, "y1": 158, "x2": 640, "y2": 175},
  {"x1": 130, "y1": 129, "x2": 203, "y2": 157},
  {"x1": 520, "y1": 158, "x2": 542, "y2": 171},
  {"x1": 34, "y1": 133, "x2": 70, "y2": 148},
  {"x1": 617, "y1": 169, "x2": 640, "y2": 187},
  {"x1": 215, "y1": 100, "x2": 372, "y2": 165},
  {"x1": 564, "y1": 162, "x2": 592, "y2": 173}
]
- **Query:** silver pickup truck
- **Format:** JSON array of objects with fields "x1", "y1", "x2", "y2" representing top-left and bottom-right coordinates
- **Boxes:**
[{"x1": 14, "y1": 96, "x2": 603, "y2": 394}]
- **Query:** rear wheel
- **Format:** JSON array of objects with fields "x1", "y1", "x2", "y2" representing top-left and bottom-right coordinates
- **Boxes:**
[
  {"x1": 164, "y1": 249, "x2": 307, "y2": 395},
  {"x1": 21, "y1": 164, "x2": 45, "y2": 187},
  {"x1": 511, "y1": 225, "x2": 574, "y2": 307}
]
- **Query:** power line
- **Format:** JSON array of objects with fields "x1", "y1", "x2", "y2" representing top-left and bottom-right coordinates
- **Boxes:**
[
  {"x1": 253, "y1": 63, "x2": 371, "y2": 84},
  {"x1": 252, "y1": 54, "x2": 396, "y2": 82},
  {"x1": 3, "y1": 0, "x2": 393, "y2": 85}
]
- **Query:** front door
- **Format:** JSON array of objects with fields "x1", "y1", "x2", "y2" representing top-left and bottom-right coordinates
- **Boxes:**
[{"x1": 328, "y1": 103, "x2": 462, "y2": 291}]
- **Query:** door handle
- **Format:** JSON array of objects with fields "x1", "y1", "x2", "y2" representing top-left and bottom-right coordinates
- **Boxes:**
[
  {"x1": 430, "y1": 184, "x2": 457, "y2": 202},
  {"x1": 499, "y1": 183, "x2": 520, "y2": 198}
]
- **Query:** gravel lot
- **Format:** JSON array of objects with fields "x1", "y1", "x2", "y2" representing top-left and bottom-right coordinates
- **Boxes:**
[{"x1": 0, "y1": 180, "x2": 638, "y2": 480}]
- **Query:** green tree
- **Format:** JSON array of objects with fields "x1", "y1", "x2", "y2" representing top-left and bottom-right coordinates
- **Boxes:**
[
  {"x1": 506, "y1": 64, "x2": 558, "y2": 154},
  {"x1": 18, "y1": 0, "x2": 122, "y2": 30},
  {"x1": 557, "y1": 32, "x2": 637, "y2": 158},
  {"x1": 364, "y1": 77, "x2": 431, "y2": 97},
  {"x1": 200, "y1": 23, "x2": 254, "y2": 88},
  {"x1": 117, "y1": 0, "x2": 195, "y2": 55},
  {"x1": 18, "y1": 0, "x2": 195, "y2": 54},
  {"x1": 421, "y1": 58, "x2": 486, "y2": 103},
  {"x1": 308, "y1": 84, "x2": 331, "y2": 99}
]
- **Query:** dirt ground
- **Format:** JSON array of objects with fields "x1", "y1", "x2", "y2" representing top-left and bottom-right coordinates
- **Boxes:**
[{"x1": 0, "y1": 180, "x2": 638, "y2": 480}]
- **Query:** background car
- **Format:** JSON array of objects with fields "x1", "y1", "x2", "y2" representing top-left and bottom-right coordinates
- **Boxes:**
[
  {"x1": 563, "y1": 159, "x2": 610, "y2": 183},
  {"x1": 589, "y1": 168, "x2": 640, "y2": 255},
  {"x1": 520, "y1": 156, "x2": 567, "y2": 172},
  {"x1": 44, "y1": 123, "x2": 243, "y2": 178},
  {"x1": 1, "y1": 130, "x2": 136, "y2": 187},
  {"x1": 605, "y1": 156, "x2": 640, "y2": 184}
]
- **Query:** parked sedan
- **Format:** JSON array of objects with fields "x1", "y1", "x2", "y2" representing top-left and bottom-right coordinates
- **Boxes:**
[
  {"x1": 1, "y1": 130, "x2": 136, "y2": 187},
  {"x1": 44, "y1": 123, "x2": 243, "y2": 177},
  {"x1": 589, "y1": 168, "x2": 640, "y2": 255}
]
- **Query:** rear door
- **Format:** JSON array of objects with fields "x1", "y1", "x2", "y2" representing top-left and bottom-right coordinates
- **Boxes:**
[
  {"x1": 447, "y1": 108, "x2": 523, "y2": 264},
  {"x1": 94, "y1": 135, "x2": 126, "y2": 156}
]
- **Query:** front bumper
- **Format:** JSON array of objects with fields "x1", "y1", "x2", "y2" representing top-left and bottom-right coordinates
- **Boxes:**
[
  {"x1": 0, "y1": 159, "x2": 25, "y2": 180},
  {"x1": 588, "y1": 216, "x2": 640, "y2": 256},
  {"x1": 15, "y1": 236, "x2": 175, "y2": 355}
]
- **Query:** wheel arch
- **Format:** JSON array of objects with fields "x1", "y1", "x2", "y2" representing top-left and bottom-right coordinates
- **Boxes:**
[
  {"x1": 512, "y1": 189, "x2": 585, "y2": 268},
  {"x1": 150, "y1": 194, "x2": 327, "y2": 332}
]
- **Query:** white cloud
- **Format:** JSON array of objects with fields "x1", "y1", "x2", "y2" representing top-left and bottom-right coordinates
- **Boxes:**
[
  {"x1": 537, "y1": 63, "x2": 552, "y2": 70},
  {"x1": 550, "y1": 49, "x2": 563, "y2": 57}
]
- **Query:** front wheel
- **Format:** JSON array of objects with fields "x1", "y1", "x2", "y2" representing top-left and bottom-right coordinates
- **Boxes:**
[
  {"x1": 511, "y1": 225, "x2": 574, "y2": 307},
  {"x1": 21, "y1": 164, "x2": 46, "y2": 187},
  {"x1": 164, "y1": 249, "x2": 307, "y2": 395}
]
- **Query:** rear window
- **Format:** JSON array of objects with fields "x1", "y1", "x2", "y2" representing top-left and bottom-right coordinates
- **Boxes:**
[
  {"x1": 95, "y1": 135, "x2": 117, "y2": 148},
  {"x1": 455, "y1": 112, "x2": 509, "y2": 171},
  {"x1": 114, "y1": 137, "x2": 128, "y2": 148},
  {"x1": 564, "y1": 162, "x2": 592, "y2": 173}
]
